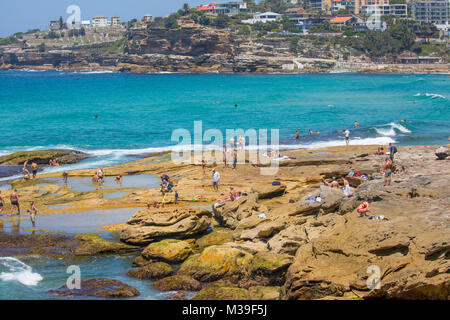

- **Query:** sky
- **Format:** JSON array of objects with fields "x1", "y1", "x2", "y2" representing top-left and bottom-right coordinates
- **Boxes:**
[{"x1": 0, "y1": 0, "x2": 209, "y2": 37}]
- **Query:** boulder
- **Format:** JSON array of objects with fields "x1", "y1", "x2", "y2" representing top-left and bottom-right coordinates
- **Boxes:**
[
  {"x1": 142, "y1": 239, "x2": 193, "y2": 263},
  {"x1": 248, "y1": 286, "x2": 281, "y2": 300},
  {"x1": 120, "y1": 207, "x2": 212, "y2": 245},
  {"x1": 178, "y1": 245, "x2": 253, "y2": 282},
  {"x1": 435, "y1": 146, "x2": 449, "y2": 160},
  {"x1": 48, "y1": 278, "x2": 140, "y2": 298},
  {"x1": 196, "y1": 227, "x2": 233, "y2": 250},
  {"x1": 192, "y1": 285, "x2": 251, "y2": 300},
  {"x1": 72, "y1": 233, "x2": 139, "y2": 256},
  {"x1": 126, "y1": 262, "x2": 174, "y2": 280},
  {"x1": 153, "y1": 275, "x2": 202, "y2": 291},
  {"x1": 252, "y1": 184, "x2": 286, "y2": 200}
]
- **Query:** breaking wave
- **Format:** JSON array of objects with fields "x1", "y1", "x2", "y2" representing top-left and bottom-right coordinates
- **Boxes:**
[
  {"x1": 373, "y1": 122, "x2": 411, "y2": 137},
  {"x1": 0, "y1": 257, "x2": 43, "y2": 286}
]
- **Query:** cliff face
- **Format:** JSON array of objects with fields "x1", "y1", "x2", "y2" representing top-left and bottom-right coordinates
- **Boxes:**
[{"x1": 125, "y1": 27, "x2": 235, "y2": 56}]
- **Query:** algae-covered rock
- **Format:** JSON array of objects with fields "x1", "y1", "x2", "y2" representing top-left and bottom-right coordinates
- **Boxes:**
[
  {"x1": 0, "y1": 149, "x2": 88, "y2": 165},
  {"x1": 248, "y1": 286, "x2": 281, "y2": 300},
  {"x1": 192, "y1": 285, "x2": 251, "y2": 300},
  {"x1": 126, "y1": 262, "x2": 174, "y2": 280},
  {"x1": 48, "y1": 278, "x2": 140, "y2": 298},
  {"x1": 153, "y1": 275, "x2": 202, "y2": 291},
  {"x1": 196, "y1": 228, "x2": 233, "y2": 250},
  {"x1": 142, "y1": 239, "x2": 192, "y2": 263},
  {"x1": 178, "y1": 245, "x2": 253, "y2": 282},
  {"x1": 72, "y1": 233, "x2": 139, "y2": 256}
]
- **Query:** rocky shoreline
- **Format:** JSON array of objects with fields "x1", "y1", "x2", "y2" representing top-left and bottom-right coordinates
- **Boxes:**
[{"x1": 0, "y1": 144, "x2": 449, "y2": 300}]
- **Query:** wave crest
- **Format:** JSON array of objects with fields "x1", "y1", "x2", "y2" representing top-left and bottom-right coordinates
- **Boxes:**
[{"x1": 0, "y1": 257, "x2": 43, "y2": 286}]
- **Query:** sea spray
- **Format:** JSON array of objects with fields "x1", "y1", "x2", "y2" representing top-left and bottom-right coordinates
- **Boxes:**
[{"x1": 0, "y1": 257, "x2": 43, "y2": 286}]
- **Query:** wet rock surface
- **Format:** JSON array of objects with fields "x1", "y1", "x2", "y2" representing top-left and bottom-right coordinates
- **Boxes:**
[{"x1": 48, "y1": 278, "x2": 140, "y2": 298}]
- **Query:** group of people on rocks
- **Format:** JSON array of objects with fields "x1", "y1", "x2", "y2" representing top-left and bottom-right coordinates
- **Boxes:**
[
  {"x1": 0, "y1": 189, "x2": 38, "y2": 226},
  {"x1": 21, "y1": 160, "x2": 39, "y2": 180}
]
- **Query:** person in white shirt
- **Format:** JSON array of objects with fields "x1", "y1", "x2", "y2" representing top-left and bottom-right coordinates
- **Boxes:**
[
  {"x1": 212, "y1": 169, "x2": 220, "y2": 191},
  {"x1": 344, "y1": 129, "x2": 350, "y2": 146}
]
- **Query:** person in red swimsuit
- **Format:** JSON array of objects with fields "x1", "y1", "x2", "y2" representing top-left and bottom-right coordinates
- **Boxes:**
[{"x1": 357, "y1": 199, "x2": 372, "y2": 217}]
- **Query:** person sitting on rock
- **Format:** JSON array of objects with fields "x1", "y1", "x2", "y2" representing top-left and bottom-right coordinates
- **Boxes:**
[
  {"x1": 322, "y1": 177, "x2": 339, "y2": 188},
  {"x1": 356, "y1": 199, "x2": 372, "y2": 217}
]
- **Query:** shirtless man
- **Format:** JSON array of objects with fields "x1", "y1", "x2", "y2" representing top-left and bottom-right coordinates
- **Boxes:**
[
  {"x1": 31, "y1": 162, "x2": 38, "y2": 179},
  {"x1": 202, "y1": 157, "x2": 206, "y2": 175},
  {"x1": 22, "y1": 160, "x2": 30, "y2": 179},
  {"x1": 10, "y1": 189, "x2": 20, "y2": 215},
  {"x1": 97, "y1": 168, "x2": 104, "y2": 186},
  {"x1": 115, "y1": 174, "x2": 123, "y2": 185},
  {"x1": 62, "y1": 171, "x2": 69, "y2": 184},
  {"x1": 223, "y1": 147, "x2": 228, "y2": 168},
  {"x1": 295, "y1": 130, "x2": 300, "y2": 139},
  {"x1": 384, "y1": 158, "x2": 393, "y2": 186},
  {"x1": 354, "y1": 121, "x2": 359, "y2": 128},
  {"x1": 322, "y1": 177, "x2": 339, "y2": 188},
  {"x1": 356, "y1": 199, "x2": 372, "y2": 217}
]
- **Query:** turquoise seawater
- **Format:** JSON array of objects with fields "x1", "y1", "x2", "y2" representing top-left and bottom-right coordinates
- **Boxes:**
[{"x1": 0, "y1": 70, "x2": 448, "y2": 164}]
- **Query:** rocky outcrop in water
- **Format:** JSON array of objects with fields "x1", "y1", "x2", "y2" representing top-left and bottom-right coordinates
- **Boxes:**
[
  {"x1": 120, "y1": 207, "x2": 212, "y2": 245},
  {"x1": 48, "y1": 278, "x2": 140, "y2": 298},
  {"x1": 0, "y1": 149, "x2": 88, "y2": 165}
]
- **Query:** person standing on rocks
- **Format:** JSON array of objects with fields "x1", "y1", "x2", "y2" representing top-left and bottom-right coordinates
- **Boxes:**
[
  {"x1": 212, "y1": 169, "x2": 220, "y2": 191},
  {"x1": 22, "y1": 160, "x2": 30, "y2": 180},
  {"x1": 232, "y1": 149, "x2": 237, "y2": 170},
  {"x1": 27, "y1": 201, "x2": 38, "y2": 229},
  {"x1": 10, "y1": 189, "x2": 20, "y2": 215},
  {"x1": 31, "y1": 162, "x2": 38, "y2": 179},
  {"x1": 223, "y1": 147, "x2": 228, "y2": 168},
  {"x1": 342, "y1": 177, "x2": 351, "y2": 196},
  {"x1": 344, "y1": 129, "x2": 350, "y2": 146},
  {"x1": 384, "y1": 158, "x2": 393, "y2": 186}
]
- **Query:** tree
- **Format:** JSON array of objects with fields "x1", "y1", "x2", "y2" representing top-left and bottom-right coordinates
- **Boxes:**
[
  {"x1": 165, "y1": 14, "x2": 179, "y2": 29},
  {"x1": 38, "y1": 42, "x2": 46, "y2": 52},
  {"x1": 59, "y1": 16, "x2": 63, "y2": 29},
  {"x1": 237, "y1": 25, "x2": 251, "y2": 35}
]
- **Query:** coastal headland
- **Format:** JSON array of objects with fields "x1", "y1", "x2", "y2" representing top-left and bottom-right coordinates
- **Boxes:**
[
  {"x1": 1, "y1": 26, "x2": 449, "y2": 74},
  {"x1": 1, "y1": 144, "x2": 448, "y2": 300}
]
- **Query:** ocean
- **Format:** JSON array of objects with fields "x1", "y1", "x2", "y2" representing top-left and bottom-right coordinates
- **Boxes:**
[
  {"x1": 0, "y1": 70, "x2": 449, "y2": 176},
  {"x1": 0, "y1": 70, "x2": 449, "y2": 299}
]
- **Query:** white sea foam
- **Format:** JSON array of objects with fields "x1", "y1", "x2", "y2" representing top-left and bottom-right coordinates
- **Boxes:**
[
  {"x1": 414, "y1": 93, "x2": 446, "y2": 99},
  {"x1": 374, "y1": 122, "x2": 411, "y2": 136},
  {"x1": 0, "y1": 257, "x2": 43, "y2": 286}
]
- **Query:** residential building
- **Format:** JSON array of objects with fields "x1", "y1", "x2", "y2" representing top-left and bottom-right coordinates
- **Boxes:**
[
  {"x1": 242, "y1": 12, "x2": 283, "y2": 24},
  {"x1": 92, "y1": 15, "x2": 108, "y2": 28},
  {"x1": 143, "y1": 14, "x2": 153, "y2": 22},
  {"x1": 197, "y1": 2, "x2": 252, "y2": 15},
  {"x1": 348, "y1": 0, "x2": 390, "y2": 15},
  {"x1": 50, "y1": 19, "x2": 61, "y2": 31},
  {"x1": 111, "y1": 16, "x2": 120, "y2": 25},
  {"x1": 412, "y1": 0, "x2": 450, "y2": 25},
  {"x1": 331, "y1": 0, "x2": 348, "y2": 11},
  {"x1": 330, "y1": 15, "x2": 356, "y2": 26},
  {"x1": 360, "y1": 4, "x2": 407, "y2": 18},
  {"x1": 81, "y1": 20, "x2": 91, "y2": 28}
]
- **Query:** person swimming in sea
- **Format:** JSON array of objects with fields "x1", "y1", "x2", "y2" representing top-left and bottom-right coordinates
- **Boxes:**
[
  {"x1": 295, "y1": 129, "x2": 299, "y2": 139},
  {"x1": 309, "y1": 129, "x2": 314, "y2": 135}
]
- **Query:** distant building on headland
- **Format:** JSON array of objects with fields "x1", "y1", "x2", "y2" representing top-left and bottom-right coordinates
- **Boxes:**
[
  {"x1": 92, "y1": 15, "x2": 108, "y2": 28},
  {"x1": 50, "y1": 19, "x2": 61, "y2": 31},
  {"x1": 242, "y1": 11, "x2": 283, "y2": 24},
  {"x1": 197, "y1": 2, "x2": 252, "y2": 15},
  {"x1": 360, "y1": 4, "x2": 408, "y2": 18},
  {"x1": 143, "y1": 14, "x2": 153, "y2": 22},
  {"x1": 111, "y1": 16, "x2": 120, "y2": 25},
  {"x1": 412, "y1": 0, "x2": 450, "y2": 25}
]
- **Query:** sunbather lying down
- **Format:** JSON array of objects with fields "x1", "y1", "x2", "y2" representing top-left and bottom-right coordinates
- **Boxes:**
[{"x1": 213, "y1": 189, "x2": 243, "y2": 209}]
